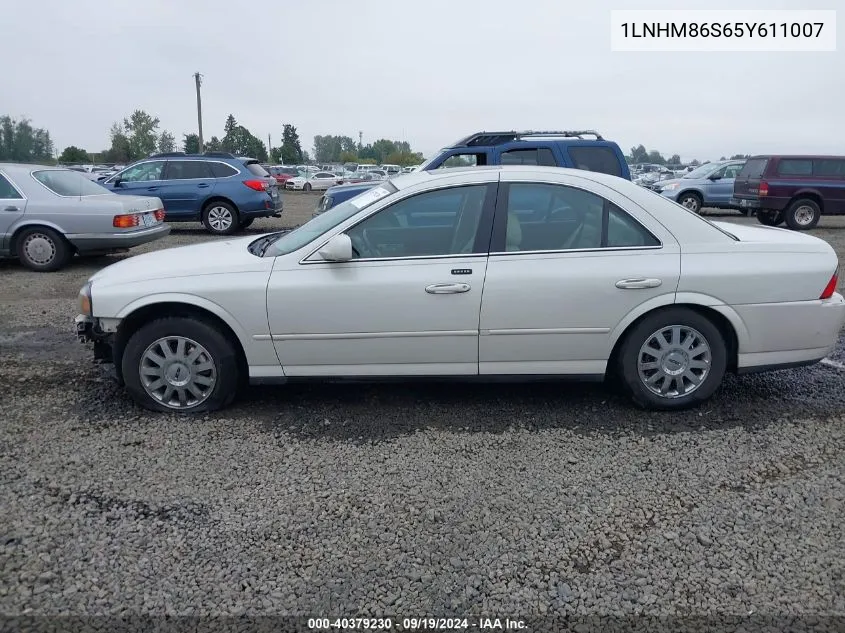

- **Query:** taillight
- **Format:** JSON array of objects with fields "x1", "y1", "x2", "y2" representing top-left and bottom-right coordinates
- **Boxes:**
[
  {"x1": 154, "y1": 209, "x2": 165, "y2": 221},
  {"x1": 243, "y1": 179, "x2": 268, "y2": 191},
  {"x1": 820, "y1": 271, "x2": 838, "y2": 300},
  {"x1": 758, "y1": 180, "x2": 769, "y2": 196},
  {"x1": 113, "y1": 214, "x2": 139, "y2": 228}
]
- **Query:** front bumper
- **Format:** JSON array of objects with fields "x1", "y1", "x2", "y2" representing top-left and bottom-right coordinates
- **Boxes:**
[
  {"x1": 66, "y1": 224, "x2": 171, "y2": 253},
  {"x1": 75, "y1": 314, "x2": 115, "y2": 363}
]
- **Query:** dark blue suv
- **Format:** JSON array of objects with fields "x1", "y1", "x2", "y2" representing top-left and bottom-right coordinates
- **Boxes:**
[
  {"x1": 314, "y1": 130, "x2": 630, "y2": 216},
  {"x1": 99, "y1": 152, "x2": 283, "y2": 235}
]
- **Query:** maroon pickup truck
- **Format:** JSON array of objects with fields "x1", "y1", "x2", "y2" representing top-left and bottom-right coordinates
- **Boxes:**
[{"x1": 733, "y1": 155, "x2": 845, "y2": 230}]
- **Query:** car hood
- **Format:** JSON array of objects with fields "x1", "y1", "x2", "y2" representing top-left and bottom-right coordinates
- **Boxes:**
[
  {"x1": 654, "y1": 178, "x2": 681, "y2": 188},
  {"x1": 89, "y1": 234, "x2": 270, "y2": 287}
]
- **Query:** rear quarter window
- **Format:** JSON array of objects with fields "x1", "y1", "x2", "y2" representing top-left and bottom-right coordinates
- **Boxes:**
[
  {"x1": 209, "y1": 162, "x2": 239, "y2": 178},
  {"x1": 566, "y1": 146, "x2": 622, "y2": 177},
  {"x1": 739, "y1": 158, "x2": 768, "y2": 178},
  {"x1": 245, "y1": 162, "x2": 270, "y2": 177},
  {"x1": 777, "y1": 159, "x2": 813, "y2": 176},
  {"x1": 813, "y1": 159, "x2": 845, "y2": 177}
]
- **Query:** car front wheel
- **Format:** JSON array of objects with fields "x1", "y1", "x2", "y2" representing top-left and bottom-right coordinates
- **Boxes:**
[
  {"x1": 784, "y1": 198, "x2": 821, "y2": 231},
  {"x1": 202, "y1": 202, "x2": 240, "y2": 235},
  {"x1": 617, "y1": 308, "x2": 727, "y2": 410},
  {"x1": 678, "y1": 193, "x2": 703, "y2": 214},
  {"x1": 16, "y1": 226, "x2": 72, "y2": 272},
  {"x1": 240, "y1": 217, "x2": 255, "y2": 229},
  {"x1": 122, "y1": 317, "x2": 240, "y2": 413}
]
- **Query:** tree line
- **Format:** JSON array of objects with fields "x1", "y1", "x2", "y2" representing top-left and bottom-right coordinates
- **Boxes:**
[
  {"x1": 1, "y1": 109, "x2": 425, "y2": 169},
  {"x1": 627, "y1": 144, "x2": 750, "y2": 166},
  {"x1": 3, "y1": 112, "x2": 752, "y2": 169}
]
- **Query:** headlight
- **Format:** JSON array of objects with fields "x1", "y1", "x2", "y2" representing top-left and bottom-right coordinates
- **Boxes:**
[
  {"x1": 79, "y1": 281, "x2": 93, "y2": 315},
  {"x1": 662, "y1": 183, "x2": 680, "y2": 191}
]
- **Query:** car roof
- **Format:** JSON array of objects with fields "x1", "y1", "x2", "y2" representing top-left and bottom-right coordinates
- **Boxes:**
[
  {"x1": 0, "y1": 163, "x2": 67, "y2": 176},
  {"x1": 747, "y1": 154, "x2": 845, "y2": 160}
]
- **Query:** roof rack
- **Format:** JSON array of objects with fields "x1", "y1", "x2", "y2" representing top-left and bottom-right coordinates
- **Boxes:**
[
  {"x1": 202, "y1": 151, "x2": 237, "y2": 158},
  {"x1": 149, "y1": 151, "x2": 187, "y2": 158},
  {"x1": 453, "y1": 130, "x2": 604, "y2": 147}
]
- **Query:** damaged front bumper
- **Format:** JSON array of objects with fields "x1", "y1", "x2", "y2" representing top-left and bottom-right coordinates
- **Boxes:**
[{"x1": 74, "y1": 314, "x2": 115, "y2": 363}]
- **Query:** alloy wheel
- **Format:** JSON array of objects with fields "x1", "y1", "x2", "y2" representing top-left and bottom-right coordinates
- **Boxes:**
[
  {"x1": 206, "y1": 206, "x2": 234, "y2": 232},
  {"x1": 139, "y1": 336, "x2": 217, "y2": 409},
  {"x1": 637, "y1": 325, "x2": 712, "y2": 399}
]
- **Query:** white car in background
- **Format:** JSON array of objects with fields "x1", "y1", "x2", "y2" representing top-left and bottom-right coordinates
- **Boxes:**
[
  {"x1": 285, "y1": 171, "x2": 341, "y2": 191},
  {"x1": 75, "y1": 166, "x2": 844, "y2": 413}
]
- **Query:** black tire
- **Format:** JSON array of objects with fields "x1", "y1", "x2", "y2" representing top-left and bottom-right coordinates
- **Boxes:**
[
  {"x1": 677, "y1": 192, "x2": 703, "y2": 214},
  {"x1": 240, "y1": 217, "x2": 255, "y2": 229},
  {"x1": 616, "y1": 308, "x2": 727, "y2": 411},
  {"x1": 202, "y1": 201, "x2": 240, "y2": 235},
  {"x1": 15, "y1": 226, "x2": 72, "y2": 272},
  {"x1": 121, "y1": 317, "x2": 240, "y2": 413},
  {"x1": 784, "y1": 198, "x2": 821, "y2": 231},
  {"x1": 303, "y1": 182, "x2": 312, "y2": 192},
  {"x1": 757, "y1": 210, "x2": 785, "y2": 226}
]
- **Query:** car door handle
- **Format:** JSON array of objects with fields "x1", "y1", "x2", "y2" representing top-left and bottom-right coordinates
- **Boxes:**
[
  {"x1": 616, "y1": 278, "x2": 662, "y2": 289},
  {"x1": 425, "y1": 283, "x2": 471, "y2": 294},
  {"x1": 3, "y1": 206, "x2": 19, "y2": 212},
  {"x1": 197, "y1": 183, "x2": 210, "y2": 188},
  {"x1": 146, "y1": 186, "x2": 159, "y2": 191}
]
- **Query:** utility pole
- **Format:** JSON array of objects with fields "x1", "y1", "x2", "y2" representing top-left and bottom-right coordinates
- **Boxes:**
[
  {"x1": 194, "y1": 72, "x2": 204, "y2": 153},
  {"x1": 268, "y1": 134, "x2": 272, "y2": 161},
  {"x1": 358, "y1": 130, "x2": 363, "y2": 151}
]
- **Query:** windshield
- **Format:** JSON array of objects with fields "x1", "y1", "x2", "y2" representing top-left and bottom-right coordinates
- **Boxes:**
[
  {"x1": 32, "y1": 169, "x2": 109, "y2": 196},
  {"x1": 683, "y1": 163, "x2": 719, "y2": 179},
  {"x1": 263, "y1": 182, "x2": 398, "y2": 256}
]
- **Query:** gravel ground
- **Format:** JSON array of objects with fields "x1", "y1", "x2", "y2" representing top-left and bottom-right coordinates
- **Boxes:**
[{"x1": 1, "y1": 193, "x2": 845, "y2": 626}]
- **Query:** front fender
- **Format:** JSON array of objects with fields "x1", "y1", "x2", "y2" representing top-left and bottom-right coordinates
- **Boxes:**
[{"x1": 116, "y1": 292, "x2": 253, "y2": 350}]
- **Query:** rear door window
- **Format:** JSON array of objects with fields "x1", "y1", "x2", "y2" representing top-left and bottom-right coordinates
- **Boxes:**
[
  {"x1": 164, "y1": 160, "x2": 213, "y2": 180},
  {"x1": 738, "y1": 158, "x2": 768, "y2": 178},
  {"x1": 777, "y1": 159, "x2": 813, "y2": 176},
  {"x1": 500, "y1": 148, "x2": 557, "y2": 166},
  {"x1": 813, "y1": 159, "x2": 845, "y2": 177},
  {"x1": 566, "y1": 146, "x2": 622, "y2": 177}
]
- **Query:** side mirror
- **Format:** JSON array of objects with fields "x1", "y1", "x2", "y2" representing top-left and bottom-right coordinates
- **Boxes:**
[
  {"x1": 317, "y1": 234, "x2": 352, "y2": 261},
  {"x1": 112, "y1": 177, "x2": 123, "y2": 187},
  {"x1": 708, "y1": 173, "x2": 721, "y2": 180}
]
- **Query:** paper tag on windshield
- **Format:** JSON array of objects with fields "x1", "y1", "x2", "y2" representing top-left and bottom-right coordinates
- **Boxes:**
[{"x1": 350, "y1": 186, "x2": 392, "y2": 209}]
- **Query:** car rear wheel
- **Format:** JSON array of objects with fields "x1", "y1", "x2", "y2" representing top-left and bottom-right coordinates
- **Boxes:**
[
  {"x1": 617, "y1": 308, "x2": 727, "y2": 410},
  {"x1": 16, "y1": 226, "x2": 72, "y2": 272},
  {"x1": 784, "y1": 198, "x2": 821, "y2": 231},
  {"x1": 202, "y1": 202, "x2": 240, "y2": 235},
  {"x1": 122, "y1": 317, "x2": 239, "y2": 413},
  {"x1": 678, "y1": 192, "x2": 703, "y2": 214},
  {"x1": 757, "y1": 210, "x2": 785, "y2": 226},
  {"x1": 304, "y1": 183, "x2": 312, "y2": 192}
]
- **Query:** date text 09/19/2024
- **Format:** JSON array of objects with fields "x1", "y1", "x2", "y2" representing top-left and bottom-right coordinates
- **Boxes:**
[{"x1": 307, "y1": 617, "x2": 527, "y2": 630}]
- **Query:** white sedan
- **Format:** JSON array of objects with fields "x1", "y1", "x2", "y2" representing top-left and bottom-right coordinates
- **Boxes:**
[
  {"x1": 285, "y1": 171, "x2": 341, "y2": 191},
  {"x1": 75, "y1": 166, "x2": 845, "y2": 413}
]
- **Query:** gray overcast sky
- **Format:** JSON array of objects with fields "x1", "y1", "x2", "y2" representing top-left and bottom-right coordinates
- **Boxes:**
[{"x1": 4, "y1": 0, "x2": 843, "y2": 162}]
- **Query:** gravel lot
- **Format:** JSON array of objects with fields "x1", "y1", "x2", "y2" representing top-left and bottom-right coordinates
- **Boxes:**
[{"x1": 2, "y1": 192, "x2": 845, "y2": 625}]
